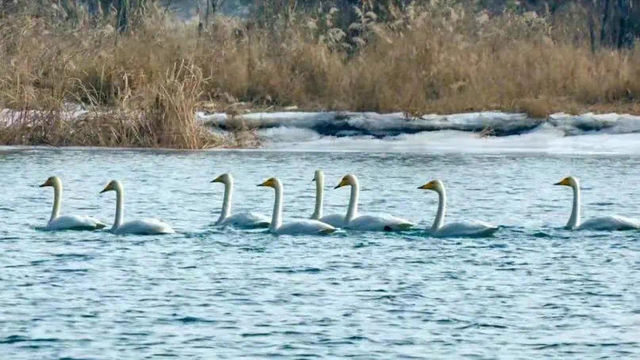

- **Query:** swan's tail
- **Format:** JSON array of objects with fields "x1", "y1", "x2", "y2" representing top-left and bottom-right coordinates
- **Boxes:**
[
  {"x1": 320, "y1": 228, "x2": 337, "y2": 235},
  {"x1": 484, "y1": 226, "x2": 500, "y2": 236},
  {"x1": 468, "y1": 225, "x2": 500, "y2": 237},
  {"x1": 255, "y1": 221, "x2": 270, "y2": 228}
]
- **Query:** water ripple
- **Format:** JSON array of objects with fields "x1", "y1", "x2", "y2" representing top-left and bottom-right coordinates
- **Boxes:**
[{"x1": 1, "y1": 149, "x2": 639, "y2": 358}]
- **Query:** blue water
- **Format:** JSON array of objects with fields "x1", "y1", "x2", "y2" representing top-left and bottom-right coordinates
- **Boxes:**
[{"x1": 1, "y1": 148, "x2": 639, "y2": 359}]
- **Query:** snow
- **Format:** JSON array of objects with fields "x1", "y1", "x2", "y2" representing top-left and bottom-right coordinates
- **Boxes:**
[{"x1": 5, "y1": 108, "x2": 640, "y2": 154}]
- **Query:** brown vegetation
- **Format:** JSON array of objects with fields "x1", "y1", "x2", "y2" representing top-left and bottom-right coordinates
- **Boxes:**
[{"x1": 1, "y1": 2, "x2": 640, "y2": 147}]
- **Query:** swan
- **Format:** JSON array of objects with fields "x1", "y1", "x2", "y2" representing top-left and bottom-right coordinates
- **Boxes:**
[
  {"x1": 310, "y1": 170, "x2": 346, "y2": 228},
  {"x1": 419, "y1": 180, "x2": 498, "y2": 237},
  {"x1": 211, "y1": 173, "x2": 270, "y2": 228},
  {"x1": 554, "y1": 176, "x2": 640, "y2": 230},
  {"x1": 334, "y1": 174, "x2": 414, "y2": 231},
  {"x1": 100, "y1": 180, "x2": 174, "y2": 235},
  {"x1": 39, "y1": 176, "x2": 106, "y2": 231},
  {"x1": 258, "y1": 177, "x2": 336, "y2": 235}
]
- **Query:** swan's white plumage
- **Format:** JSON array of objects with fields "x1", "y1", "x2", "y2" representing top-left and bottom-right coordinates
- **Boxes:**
[
  {"x1": 40, "y1": 176, "x2": 106, "y2": 231},
  {"x1": 275, "y1": 219, "x2": 336, "y2": 235},
  {"x1": 100, "y1": 180, "x2": 174, "y2": 235},
  {"x1": 212, "y1": 174, "x2": 270, "y2": 229},
  {"x1": 217, "y1": 212, "x2": 270, "y2": 228},
  {"x1": 347, "y1": 213, "x2": 414, "y2": 232},
  {"x1": 310, "y1": 170, "x2": 346, "y2": 228},
  {"x1": 555, "y1": 176, "x2": 640, "y2": 231},
  {"x1": 428, "y1": 220, "x2": 499, "y2": 238},
  {"x1": 44, "y1": 215, "x2": 106, "y2": 231},
  {"x1": 578, "y1": 216, "x2": 640, "y2": 231},
  {"x1": 419, "y1": 180, "x2": 498, "y2": 238},
  {"x1": 111, "y1": 218, "x2": 174, "y2": 235},
  {"x1": 335, "y1": 174, "x2": 414, "y2": 232},
  {"x1": 259, "y1": 177, "x2": 335, "y2": 235}
]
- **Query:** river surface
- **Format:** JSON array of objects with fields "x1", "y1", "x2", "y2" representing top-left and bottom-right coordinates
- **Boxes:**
[{"x1": 1, "y1": 148, "x2": 639, "y2": 359}]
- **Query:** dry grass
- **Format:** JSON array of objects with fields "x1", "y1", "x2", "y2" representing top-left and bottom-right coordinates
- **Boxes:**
[{"x1": 1, "y1": 4, "x2": 640, "y2": 147}]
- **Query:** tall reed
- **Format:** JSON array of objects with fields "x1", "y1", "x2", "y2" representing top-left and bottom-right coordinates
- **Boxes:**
[{"x1": 1, "y1": 3, "x2": 640, "y2": 148}]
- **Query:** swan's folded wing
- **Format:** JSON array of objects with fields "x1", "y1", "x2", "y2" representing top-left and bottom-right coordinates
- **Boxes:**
[
  {"x1": 225, "y1": 212, "x2": 270, "y2": 228},
  {"x1": 434, "y1": 220, "x2": 498, "y2": 237},
  {"x1": 46, "y1": 215, "x2": 106, "y2": 231},
  {"x1": 115, "y1": 219, "x2": 175, "y2": 235},
  {"x1": 579, "y1": 215, "x2": 640, "y2": 231},
  {"x1": 276, "y1": 219, "x2": 335, "y2": 235},
  {"x1": 347, "y1": 214, "x2": 414, "y2": 231}
]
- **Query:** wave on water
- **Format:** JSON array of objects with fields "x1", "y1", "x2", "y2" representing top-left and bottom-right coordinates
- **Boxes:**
[{"x1": 199, "y1": 111, "x2": 640, "y2": 154}]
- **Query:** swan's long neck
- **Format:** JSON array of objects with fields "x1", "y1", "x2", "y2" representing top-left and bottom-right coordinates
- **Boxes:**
[
  {"x1": 50, "y1": 182, "x2": 62, "y2": 223},
  {"x1": 270, "y1": 182, "x2": 283, "y2": 232},
  {"x1": 346, "y1": 179, "x2": 359, "y2": 223},
  {"x1": 432, "y1": 187, "x2": 447, "y2": 231},
  {"x1": 218, "y1": 180, "x2": 233, "y2": 223},
  {"x1": 567, "y1": 183, "x2": 581, "y2": 229},
  {"x1": 311, "y1": 175, "x2": 324, "y2": 220},
  {"x1": 113, "y1": 184, "x2": 124, "y2": 230}
]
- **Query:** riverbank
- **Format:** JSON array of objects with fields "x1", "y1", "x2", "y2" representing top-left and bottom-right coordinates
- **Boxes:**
[
  {"x1": 5, "y1": 108, "x2": 640, "y2": 154},
  {"x1": 2, "y1": 4, "x2": 640, "y2": 148},
  {"x1": 203, "y1": 110, "x2": 640, "y2": 154},
  {"x1": 0, "y1": 106, "x2": 258, "y2": 149}
]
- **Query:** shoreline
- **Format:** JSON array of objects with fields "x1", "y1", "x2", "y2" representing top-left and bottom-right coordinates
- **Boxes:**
[
  {"x1": 4, "y1": 108, "x2": 640, "y2": 156},
  {"x1": 4, "y1": 107, "x2": 640, "y2": 138}
]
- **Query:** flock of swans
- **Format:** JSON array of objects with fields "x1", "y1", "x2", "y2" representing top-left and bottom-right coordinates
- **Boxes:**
[{"x1": 38, "y1": 171, "x2": 640, "y2": 236}]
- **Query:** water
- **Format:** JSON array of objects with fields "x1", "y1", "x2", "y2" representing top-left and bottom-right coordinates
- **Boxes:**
[{"x1": 1, "y1": 148, "x2": 639, "y2": 359}]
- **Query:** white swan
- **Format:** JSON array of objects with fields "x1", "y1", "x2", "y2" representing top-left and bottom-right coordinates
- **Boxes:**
[
  {"x1": 211, "y1": 173, "x2": 270, "y2": 228},
  {"x1": 310, "y1": 170, "x2": 346, "y2": 228},
  {"x1": 334, "y1": 174, "x2": 414, "y2": 231},
  {"x1": 555, "y1": 176, "x2": 640, "y2": 230},
  {"x1": 39, "y1": 176, "x2": 106, "y2": 231},
  {"x1": 419, "y1": 180, "x2": 498, "y2": 237},
  {"x1": 100, "y1": 180, "x2": 174, "y2": 235},
  {"x1": 258, "y1": 177, "x2": 336, "y2": 235}
]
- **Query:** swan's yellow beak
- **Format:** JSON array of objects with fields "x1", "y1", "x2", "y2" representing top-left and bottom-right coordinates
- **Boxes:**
[
  {"x1": 334, "y1": 177, "x2": 349, "y2": 189},
  {"x1": 100, "y1": 182, "x2": 114, "y2": 194},
  {"x1": 258, "y1": 178, "x2": 276, "y2": 188},
  {"x1": 211, "y1": 175, "x2": 224, "y2": 183},
  {"x1": 554, "y1": 177, "x2": 571, "y2": 186},
  {"x1": 39, "y1": 178, "x2": 53, "y2": 187},
  {"x1": 418, "y1": 181, "x2": 437, "y2": 190}
]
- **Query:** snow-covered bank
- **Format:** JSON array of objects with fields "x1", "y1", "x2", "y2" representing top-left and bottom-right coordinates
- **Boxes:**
[
  {"x1": 199, "y1": 111, "x2": 640, "y2": 136},
  {"x1": 0, "y1": 107, "x2": 88, "y2": 126},
  {"x1": 199, "y1": 111, "x2": 541, "y2": 137},
  {"x1": 4, "y1": 108, "x2": 640, "y2": 154},
  {"x1": 199, "y1": 111, "x2": 640, "y2": 154}
]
